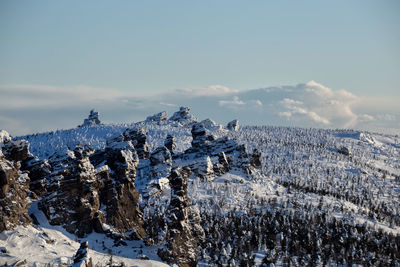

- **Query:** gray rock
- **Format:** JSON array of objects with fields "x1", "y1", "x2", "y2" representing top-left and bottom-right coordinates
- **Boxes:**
[{"x1": 227, "y1": 119, "x2": 239, "y2": 131}]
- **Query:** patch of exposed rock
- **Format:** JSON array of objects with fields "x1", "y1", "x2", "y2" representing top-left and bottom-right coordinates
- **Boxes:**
[
  {"x1": 0, "y1": 133, "x2": 31, "y2": 232},
  {"x1": 39, "y1": 140, "x2": 145, "y2": 239}
]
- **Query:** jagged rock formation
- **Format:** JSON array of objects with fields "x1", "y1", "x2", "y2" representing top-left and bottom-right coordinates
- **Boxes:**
[
  {"x1": 122, "y1": 128, "x2": 150, "y2": 159},
  {"x1": 21, "y1": 157, "x2": 51, "y2": 198},
  {"x1": 146, "y1": 111, "x2": 168, "y2": 123},
  {"x1": 80, "y1": 109, "x2": 101, "y2": 127},
  {"x1": 39, "y1": 145, "x2": 102, "y2": 237},
  {"x1": 168, "y1": 106, "x2": 197, "y2": 126},
  {"x1": 183, "y1": 121, "x2": 260, "y2": 178},
  {"x1": 227, "y1": 119, "x2": 239, "y2": 131},
  {"x1": 39, "y1": 141, "x2": 145, "y2": 239},
  {"x1": 158, "y1": 167, "x2": 204, "y2": 267},
  {"x1": 0, "y1": 133, "x2": 31, "y2": 231},
  {"x1": 73, "y1": 241, "x2": 93, "y2": 267},
  {"x1": 103, "y1": 140, "x2": 146, "y2": 239}
]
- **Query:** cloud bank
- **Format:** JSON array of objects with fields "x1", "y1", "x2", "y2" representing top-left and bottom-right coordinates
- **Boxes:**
[{"x1": 0, "y1": 82, "x2": 398, "y2": 136}]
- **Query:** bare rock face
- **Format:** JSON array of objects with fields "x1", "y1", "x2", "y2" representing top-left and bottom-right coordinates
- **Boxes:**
[
  {"x1": 146, "y1": 111, "x2": 168, "y2": 123},
  {"x1": 39, "y1": 145, "x2": 102, "y2": 237},
  {"x1": 21, "y1": 156, "x2": 51, "y2": 198},
  {"x1": 0, "y1": 134, "x2": 31, "y2": 232},
  {"x1": 80, "y1": 109, "x2": 101, "y2": 127},
  {"x1": 103, "y1": 140, "x2": 146, "y2": 239},
  {"x1": 227, "y1": 119, "x2": 239, "y2": 131},
  {"x1": 40, "y1": 141, "x2": 146, "y2": 239},
  {"x1": 169, "y1": 107, "x2": 197, "y2": 126},
  {"x1": 158, "y1": 167, "x2": 204, "y2": 267}
]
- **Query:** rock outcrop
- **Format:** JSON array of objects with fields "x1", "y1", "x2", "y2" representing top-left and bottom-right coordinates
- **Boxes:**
[
  {"x1": 158, "y1": 167, "x2": 204, "y2": 267},
  {"x1": 146, "y1": 111, "x2": 168, "y2": 123},
  {"x1": 39, "y1": 145, "x2": 102, "y2": 237},
  {"x1": 80, "y1": 109, "x2": 101, "y2": 127},
  {"x1": 21, "y1": 157, "x2": 51, "y2": 198},
  {"x1": 39, "y1": 140, "x2": 145, "y2": 239},
  {"x1": 169, "y1": 107, "x2": 197, "y2": 126},
  {"x1": 182, "y1": 121, "x2": 261, "y2": 179},
  {"x1": 122, "y1": 128, "x2": 150, "y2": 159},
  {"x1": 227, "y1": 119, "x2": 239, "y2": 131},
  {"x1": 0, "y1": 133, "x2": 31, "y2": 232},
  {"x1": 73, "y1": 241, "x2": 93, "y2": 267},
  {"x1": 103, "y1": 140, "x2": 146, "y2": 239}
]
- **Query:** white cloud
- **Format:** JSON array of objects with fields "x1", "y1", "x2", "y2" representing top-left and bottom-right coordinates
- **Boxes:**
[
  {"x1": 276, "y1": 81, "x2": 364, "y2": 128},
  {"x1": 176, "y1": 85, "x2": 237, "y2": 97},
  {"x1": 219, "y1": 96, "x2": 245, "y2": 107},
  {"x1": 279, "y1": 97, "x2": 330, "y2": 125}
]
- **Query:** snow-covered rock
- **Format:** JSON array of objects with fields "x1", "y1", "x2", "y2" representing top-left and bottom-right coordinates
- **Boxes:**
[
  {"x1": 158, "y1": 167, "x2": 204, "y2": 267},
  {"x1": 168, "y1": 106, "x2": 197, "y2": 126},
  {"x1": 73, "y1": 241, "x2": 93, "y2": 267},
  {"x1": 146, "y1": 111, "x2": 168, "y2": 123},
  {"x1": 227, "y1": 119, "x2": 239, "y2": 131},
  {"x1": 80, "y1": 109, "x2": 101, "y2": 127},
  {"x1": 164, "y1": 134, "x2": 176, "y2": 154}
]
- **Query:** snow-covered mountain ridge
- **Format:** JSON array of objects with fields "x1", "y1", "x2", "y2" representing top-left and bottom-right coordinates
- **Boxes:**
[{"x1": 1, "y1": 107, "x2": 400, "y2": 266}]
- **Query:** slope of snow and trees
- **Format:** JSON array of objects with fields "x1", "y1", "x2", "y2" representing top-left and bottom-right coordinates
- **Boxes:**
[{"x1": 1, "y1": 108, "x2": 399, "y2": 266}]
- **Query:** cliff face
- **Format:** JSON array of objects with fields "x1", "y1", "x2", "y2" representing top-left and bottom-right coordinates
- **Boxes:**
[{"x1": 0, "y1": 134, "x2": 31, "y2": 231}]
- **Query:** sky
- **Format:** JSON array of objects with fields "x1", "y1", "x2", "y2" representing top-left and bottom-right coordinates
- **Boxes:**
[{"x1": 0, "y1": 0, "x2": 399, "y2": 136}]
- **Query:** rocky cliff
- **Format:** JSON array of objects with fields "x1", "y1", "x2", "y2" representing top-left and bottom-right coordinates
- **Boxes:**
[{"x1": 0, "y1": 132, "x2": 31, "y2": 231}]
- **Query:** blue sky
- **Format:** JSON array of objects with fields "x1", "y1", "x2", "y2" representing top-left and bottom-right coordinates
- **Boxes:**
[{"x1": 0, "y1": 1, "x2": 399, "y2": 135}]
